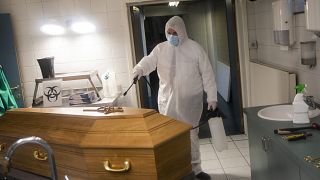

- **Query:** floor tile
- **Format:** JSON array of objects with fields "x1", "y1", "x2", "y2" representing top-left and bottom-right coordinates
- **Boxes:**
[
  {"x1": 213, "y1": 141, "x2": 237, "y2": 152},
  {"x1": 201, "y1": 159, "x2": 222, "y2": 170},
  {"x1": 199, "y1": 138, "x2": 211, "y2": 145},
  {"x1": 200, "y1": 135, "x2": 251, "y2": 179},
  {"x1": 219, "y1": 157, "x2": 248, "y2": 168},
  {"x1": 239, "y1": 147, "x2": 249, "y2": 156},
  {"x1": 224, "y1": 166, "x2": 251, "y2": 179},
  {"x1": 227, "y1": 141, "x2": 237, "y2": 149},
  {"x1": 230, "y1": 134, "x2": 248, "y2": 141},
  {"x1": 234, "y1": 140, "x2": 249, "y2": 148},
  {"x1": 226, "y1": 136, "x2": 233, "y2": 142},
  {"x1": 200, "y1": 144, "x2": 214, "y2": 153},
  {"x1": 205, "y1": 168, "x2": 228, "y2": 180},
  {"x1": 201, "y1": 150, "x2": 218, "y2": 160},
  {"x1": 211, "y1": 136, "x2": 233, "y2": 143},
  {"x1": 216, "y1": 148, "x2": 242, "y2": 159}
]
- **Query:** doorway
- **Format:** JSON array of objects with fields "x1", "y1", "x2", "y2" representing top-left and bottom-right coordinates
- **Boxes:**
[
  {"x1": 0, "y1": 14, "x2": 24, "y2": 107},
  {"x1": 127, "y1": 0, "x2": 243, "y2": 136}
]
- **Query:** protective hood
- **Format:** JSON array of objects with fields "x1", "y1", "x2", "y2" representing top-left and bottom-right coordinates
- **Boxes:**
[{"x1": 165, "y1": 16, "x2": 188, "y2": 45}]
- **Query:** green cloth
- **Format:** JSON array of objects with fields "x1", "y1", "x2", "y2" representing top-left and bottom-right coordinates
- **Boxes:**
[{"x1": 0, "y1": 68, "x2": 18, "y2": 116}]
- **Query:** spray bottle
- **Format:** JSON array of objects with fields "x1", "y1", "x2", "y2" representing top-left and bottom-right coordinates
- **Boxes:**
[{"x1": 292, "y1": 84, "x2": 310, "y2": 124}]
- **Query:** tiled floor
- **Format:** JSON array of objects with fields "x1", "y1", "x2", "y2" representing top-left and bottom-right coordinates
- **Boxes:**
[{"x1": 199, "y1": 134, "x2": 251, "y2": 180}]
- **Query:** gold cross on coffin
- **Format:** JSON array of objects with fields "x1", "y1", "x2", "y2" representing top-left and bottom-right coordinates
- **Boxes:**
[{"x1": 83, "y1": 106, "x2": 124, "y2": 114}]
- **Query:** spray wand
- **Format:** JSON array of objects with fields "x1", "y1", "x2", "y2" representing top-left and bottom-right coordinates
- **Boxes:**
[{"x1": 123, "y1": 76, "x2": 139, "y2": 96}]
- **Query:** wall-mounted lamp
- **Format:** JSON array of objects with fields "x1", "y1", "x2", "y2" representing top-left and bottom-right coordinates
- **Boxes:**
[
  {"x1": 168, "y1": 1, "x2": 180, "y2": 7},
  {"x1": 70, "y1": 21, "x2": 96, "y2": 34},
  {"x1": 301, "y1": 41, "x2": 317, "y2": 68},
  {"x1": 40, "y1": 24, "x2": 65, "y2": 36},
  {"x1": 40, "y1": 20, "x2": 96, "y2": 36}
]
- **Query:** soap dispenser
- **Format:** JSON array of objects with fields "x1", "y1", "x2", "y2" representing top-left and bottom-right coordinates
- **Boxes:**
[{"x1": 292, "y1": 84, "x2": 310, "y2": 124}]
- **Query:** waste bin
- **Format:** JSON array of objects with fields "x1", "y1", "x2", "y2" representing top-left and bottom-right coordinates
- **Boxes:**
[{"x1": 37, "y1": 57, "x2": 55, "y2": 78}]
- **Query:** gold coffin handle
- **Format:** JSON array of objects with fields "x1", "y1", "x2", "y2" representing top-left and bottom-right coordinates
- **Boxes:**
[
  {"x1": 104, "y1": 160, "x2": 131, "y2": 173},
  {"x1": 33, "y1": 150, "x2": 48, "y2": 161},
  {"x1": 0, "y1": 143, "x2": 6, "y2": 152}
]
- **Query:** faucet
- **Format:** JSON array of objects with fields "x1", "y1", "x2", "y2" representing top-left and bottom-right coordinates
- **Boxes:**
[
  {"x1": 0, "y1": 136, "x2": 58, "y2": 180},
  {"x1": 304, "y1": 95, "x2": 320, "y2": 110}
]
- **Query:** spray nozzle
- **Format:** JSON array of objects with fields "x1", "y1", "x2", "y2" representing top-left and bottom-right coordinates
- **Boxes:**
[{"x1": 295, "y1": 84, "x2": 306, "y2": 94}]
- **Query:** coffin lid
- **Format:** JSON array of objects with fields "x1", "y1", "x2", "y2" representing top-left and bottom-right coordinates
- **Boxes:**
[{"x1": 0, "y1": 107, "x2": 191, "y2": 149}]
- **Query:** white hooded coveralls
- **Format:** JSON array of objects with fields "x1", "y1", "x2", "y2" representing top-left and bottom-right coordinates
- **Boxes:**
[{"x1": 133, "y1": 16, "x2": 217, "y2": 175}]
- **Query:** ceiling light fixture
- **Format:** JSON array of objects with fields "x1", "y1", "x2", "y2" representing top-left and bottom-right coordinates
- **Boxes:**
[
  {"x1": 40, "y1": 24, "x2": 65, "y2": 36},
  {"x1": 168, "y1": 1, "x2": 180, "y2": 7},
  {"x1": 70, "y1": 21, "x2": 96, "y2": 34}
]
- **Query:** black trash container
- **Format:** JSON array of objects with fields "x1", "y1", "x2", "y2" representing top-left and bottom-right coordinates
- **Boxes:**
[{"x1": 37, "y1": 57, "x2": 55, "y2": 78}]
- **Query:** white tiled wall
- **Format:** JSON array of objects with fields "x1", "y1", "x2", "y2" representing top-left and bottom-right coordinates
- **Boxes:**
[
  {"x1": 0, "y1": 0, "x2": 136, "y2": 107},
  {"x1": 247, "y1": 0, "x2": 320, "y2": 100}
]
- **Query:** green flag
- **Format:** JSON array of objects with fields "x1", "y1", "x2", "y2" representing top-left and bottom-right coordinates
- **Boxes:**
[{"x1": 0, "y1": 68, "x2": 18, "y2": 116}]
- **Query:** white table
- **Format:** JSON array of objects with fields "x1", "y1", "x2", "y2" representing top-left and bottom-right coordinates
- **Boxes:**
[{"x1": 32, "y1": 70, "x2": 102, "y2": 106}]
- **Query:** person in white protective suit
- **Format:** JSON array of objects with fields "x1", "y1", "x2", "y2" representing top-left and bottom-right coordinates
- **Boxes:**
[{"x1": 133, "y1": 16, "x2": 217, "y2": 180}]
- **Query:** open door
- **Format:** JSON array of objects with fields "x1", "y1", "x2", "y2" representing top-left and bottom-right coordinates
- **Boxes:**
[
  {"x1": 128, "y1": 0, "x2": 244, "y2": 135},
  {"x1": 0, "y1": 14, "x2": 24, "y2": 107}
]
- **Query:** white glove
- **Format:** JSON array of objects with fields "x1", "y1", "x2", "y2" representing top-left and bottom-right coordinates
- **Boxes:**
[
  {"x1": 133, "y1": 69, "x2": 143, "y2": 80},
  {"x1": 208, "y1": 101, "x2": 217, "y2": 110}
]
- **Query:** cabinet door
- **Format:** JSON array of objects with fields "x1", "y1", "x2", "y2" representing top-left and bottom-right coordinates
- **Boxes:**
[
  {"x1": 248, "y1": 122, "x2": 269, "y2": 180},
  {"x1": 267, "y1": 138, "x2": 300, "y2": 180},
  {"x1": 300, "y1": 169, "x2": 318, "y2": 180}
]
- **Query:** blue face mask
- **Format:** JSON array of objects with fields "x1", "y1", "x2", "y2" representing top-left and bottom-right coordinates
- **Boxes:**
[{"x1": 168, "y1": 35, "x2": 179, "y2": 46}]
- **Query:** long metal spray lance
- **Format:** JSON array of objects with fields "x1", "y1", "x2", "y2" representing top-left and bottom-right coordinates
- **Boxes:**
[{"x1": 123, "y1": 76, "x2": 139, "y2": 96}]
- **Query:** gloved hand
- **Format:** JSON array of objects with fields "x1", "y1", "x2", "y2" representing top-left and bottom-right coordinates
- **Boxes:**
[
  {"x1": 208, "y1": 101, "x2": 217, "y2": 110},
  {"x1": 133, "y1": 69, "x2": 143, "y2": 81}
]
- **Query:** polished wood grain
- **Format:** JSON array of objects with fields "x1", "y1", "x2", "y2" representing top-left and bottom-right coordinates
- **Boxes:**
[{"x1": 0, "y1": 107, "x2": 192, "y2": 179}]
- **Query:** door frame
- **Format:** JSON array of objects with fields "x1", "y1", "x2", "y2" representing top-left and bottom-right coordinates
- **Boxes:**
[
  {"x1": 224, "y1": 0, "x2": 244, "y2": 133},
  {"x1": 235, "y1": 0, "x2": 251, "y2": 109},
  {"x1": 125, "y1": 0, "x2": 197, "y2": 108},
  {"x1": 125, "y1": 0, "x2": 246, "y2": 133}
]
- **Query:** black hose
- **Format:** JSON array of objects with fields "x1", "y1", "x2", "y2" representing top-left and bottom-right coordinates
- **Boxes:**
[{"x1": 142, "y1": 76, "x2": 158, "y2": 110}]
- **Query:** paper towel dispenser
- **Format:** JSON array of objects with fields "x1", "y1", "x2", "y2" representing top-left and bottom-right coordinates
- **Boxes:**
[
  {"x1": 272, "y1": 0, "x2": 295, "y2": 50},
  {"x1": 305, "y1": 0, "x2": 320, "y2": 36}
]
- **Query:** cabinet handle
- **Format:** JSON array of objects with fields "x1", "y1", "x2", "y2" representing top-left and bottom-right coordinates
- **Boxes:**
[
  {"x1": 0, "y1": 143, "x2": 6, "y2": 152},
  {"x1": 10, "y1": 85, "x2": 20, "y2": 91},
  {"x1": 261, "y1": 136, "x2": 272, "y2": 152},
  {"x1": 33, "y1": 150, "x2": 48, "y2": 161},
  {"x1": 265, "y1": 136, "x2": 271, "y2": 152},
  {"x1": 104, "y1": 160, "x2": 131, "y2": 173},
  {"x1": 261, "y1": 137, "x2": 267, "y2": 151}
]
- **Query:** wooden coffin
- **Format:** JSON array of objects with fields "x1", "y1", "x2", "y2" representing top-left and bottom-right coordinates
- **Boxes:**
[{"x1": 0, "y1": 107, "x2": 192, "y2": 180}]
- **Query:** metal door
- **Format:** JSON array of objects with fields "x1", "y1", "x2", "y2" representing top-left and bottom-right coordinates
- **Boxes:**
[{"x1": 0, "y1": 14, "x2": 24, "y2": 107}]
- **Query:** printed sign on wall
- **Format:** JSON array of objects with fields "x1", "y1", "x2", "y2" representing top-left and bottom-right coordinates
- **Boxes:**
[{"x1": 43, "y1": 79, "x2": 62, "y2": 107}]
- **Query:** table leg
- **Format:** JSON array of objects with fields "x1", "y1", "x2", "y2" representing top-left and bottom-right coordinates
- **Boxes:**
[
  {"x1": 88, "y1": 78, "x2": 101, "y2": 99},
  {"x1": 96, "y1": 74, "x2": 102, "y2": 86},
  {"x1": 32, "y1": 83, "x2": 39, "y2": 106}
]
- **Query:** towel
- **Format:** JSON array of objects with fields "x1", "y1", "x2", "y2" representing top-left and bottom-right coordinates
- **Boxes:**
[{"x1": 0, "y1": 68, "x2": 18, "y2": 116}]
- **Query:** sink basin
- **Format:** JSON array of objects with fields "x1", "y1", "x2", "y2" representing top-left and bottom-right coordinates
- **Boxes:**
[{"x1": 257, "y1": 105, "x2": 293, "y2": 121}]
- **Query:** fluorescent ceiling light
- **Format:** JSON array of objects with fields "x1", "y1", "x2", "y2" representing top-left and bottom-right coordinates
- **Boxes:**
[
  {"x1": 70, "y1": 21, "x2": 96, "y2": 34},
  {"x1": 40, "y1": 24, "x2": 65, "y2": 36},
  {"x1": 169, "y1": 1, "x2": 180, "y2": 7}
]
